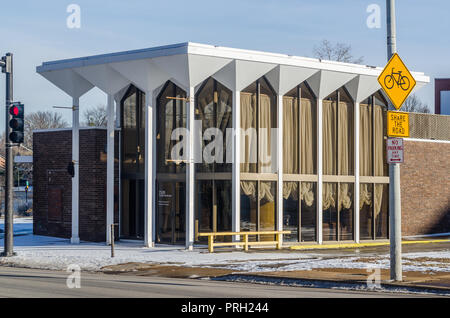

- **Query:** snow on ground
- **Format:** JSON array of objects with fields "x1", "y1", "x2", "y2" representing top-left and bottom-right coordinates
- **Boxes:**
[{"x1": 1, "y1": 218, "x2": 450, "y2": 273}]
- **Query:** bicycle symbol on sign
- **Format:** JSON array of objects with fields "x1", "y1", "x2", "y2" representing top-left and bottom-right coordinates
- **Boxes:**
[{"x1": 384, "y1": 68, "x2": 410, "y2": 91}]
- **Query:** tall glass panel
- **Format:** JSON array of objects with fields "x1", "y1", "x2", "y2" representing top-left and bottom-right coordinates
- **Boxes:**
[
  {"x1": 241, "y1": 78, "x2": 277, "y2": 173},
  {"x1": 323, "y1": 99, "x2": 337, "y2": 175},
  {"x1": 300, "y1": 95, "x2": 317, "y2": 175},
  {"x1": 156, "y1": 82, "x2": 187, "y2": 173},
  {"x1": 360, "y1": 183, "x2": 373, "y2": 240},
  {"x1": 197, "y1": 180, "x2": 213, "y2": 235},
  {"x1": 122, "y1": 91, "x2": 137, "y2": 174},
  {"x1": 339, "y1": 183, "x2": 354, "y2": 240},
  {"x1": 301, "y1": 182, "x2": 317, "y2": 242},
  {"x1": 260, "y1": 181, "x2": 276, "y2": 241},
  {"x1": 240, "y1": 181, "x2": 257, "y2": 237},
  {"x1": 216, "y1": 180, "x2": 232, "y2": 233},
  {"x1": 216, "y1": 81, "x2": 232, "y2": 172},
  {"x1": 283, "y1": 181, "x2": 299, "y2": 242},
  {"x1": 323, "y1": 182, "x2": 337, "y2": 241},
  {"x1": 375, "y1": 184, "x2": 389, "y2": 239},
  {"x1": 196, "y1": 78, "x2": 214, "y2": 173},
  {"x1": 157, "y1": 182, "x2": 174, "y2": 244}
]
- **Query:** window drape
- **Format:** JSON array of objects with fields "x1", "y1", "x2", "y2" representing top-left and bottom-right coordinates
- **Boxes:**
[
  {"x1": 322, "y1": 100, "x2": 354, "y2": 210},
  {"x1": 359, "y1": 103, "x2": 385, "y2": 217},
  {"x1": 282, "y1": 96, "x2": 316, "y2": 207},
  {"x1": 240, "y1": 92, "x2": 274, "y2": 202}
]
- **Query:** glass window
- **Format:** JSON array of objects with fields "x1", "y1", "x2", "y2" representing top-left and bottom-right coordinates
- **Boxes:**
[
  {"x1": 375, "y1": 183, "x2": 389, "y2": 239},
  {"x1": 196, "y1": 78, "x2": 232, "y2": 173},
  {"x1": 122, "y1": 87, "x2": 145, "y2": 175},
  {"x1": 301, "y1": 182, "x2": 317, "y2": 242},
  {"x1": 323, "y1": 88, "x2": 354, "y2": 176},
  {"x1": 323, "y1": 182, "x2": 337, "y2": 241},
  {"x1": 196, "y1": 179, "x2": 232, "y2": 243},
  {"x1": 156, "y1": 81, "x2": 187, "y2": 173},
  {"x1": 283, "y1": 181, "x2": 299, "y2": 242},
  {"x1": 360, "y1": 183, "x2": 373, "y2": 240},
  {"x1": 260, "y1": 181, "x2": 276, "y2": 241},
  {"x1": 283, "y1": 83, "x2": 317, "y2": 175},
  {"x1": 360, "y1": 92, "x2": 387, "y2": 177},
  {"x1": 240, "y1": 181, "x2": 257, "y2": 237},
  {"x1": 216, "y1": 180, "x2": 232, "y2": 232},
  {"x1": 241, "y1": 77, "x2": 277, "y2": 173},
  {"x1": 339, "y1": 183, "x2": 354, "y2": 241}
]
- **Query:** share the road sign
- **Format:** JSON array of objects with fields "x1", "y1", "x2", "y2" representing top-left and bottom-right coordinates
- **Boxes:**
[
  {"x1": 387, "y1": 110, "x2": 409, "y2": 137},
  {"x1": 378, "y1": 53, "x2": 416, "y2": 110}
]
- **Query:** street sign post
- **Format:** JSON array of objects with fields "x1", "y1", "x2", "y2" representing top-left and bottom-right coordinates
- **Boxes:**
[
  {"x1": 387, "y1": 110, "x2": 409, "y2": 137},
  {"x1": 378, "y1": 53, "x2": 416, "y2": 110},
  {"x1": 387, "y1": 137, "x2": 404, "y2": 164}
]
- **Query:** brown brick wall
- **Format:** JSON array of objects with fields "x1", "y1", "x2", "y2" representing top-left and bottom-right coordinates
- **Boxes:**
[
  {"x1": 33, "y1": 128, "x2": 119, "y2": 242},
  {"x1": 401, "y1": 139, "x2": 450, "y2": 236}
]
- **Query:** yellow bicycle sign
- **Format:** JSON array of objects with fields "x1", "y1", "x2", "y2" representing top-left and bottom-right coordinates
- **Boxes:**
[
  {"x1": 378, "y1": 53, "x2": 416, "y2": 110},
  {"x1": 384, "y1": 68, "x2": 410, "y2": 91}
]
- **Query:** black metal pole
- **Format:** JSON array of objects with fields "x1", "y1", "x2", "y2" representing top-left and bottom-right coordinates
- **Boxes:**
[{"x1": 2, "y1": 53, "x2": 14, "y2": 257}]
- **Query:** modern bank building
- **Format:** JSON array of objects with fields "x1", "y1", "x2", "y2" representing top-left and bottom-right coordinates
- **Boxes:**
[{"x1": 33, "y1": 42, "x2": 450, "y2": 249}]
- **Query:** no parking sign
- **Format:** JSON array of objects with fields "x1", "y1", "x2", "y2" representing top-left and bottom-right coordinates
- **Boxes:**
[{"x1": 387, "y1": 137, "x2": 404, "y2": 164}]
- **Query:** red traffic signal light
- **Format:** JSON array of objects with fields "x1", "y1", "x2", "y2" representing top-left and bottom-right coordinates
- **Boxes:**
[
  {"x1": 9, "y1": 105, "x2": 20, "y2": 116},
  {"x1": 9, "y1": 102, "x2": 24, "y2": 144}
]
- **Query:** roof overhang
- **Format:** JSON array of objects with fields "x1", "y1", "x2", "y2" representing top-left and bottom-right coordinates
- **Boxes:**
[{"x1": 36, "y1": 42, "x2": 430, "y2": 101}]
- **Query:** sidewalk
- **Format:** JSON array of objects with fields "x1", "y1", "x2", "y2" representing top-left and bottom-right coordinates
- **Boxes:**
[{"x1": 1, "y1": 218, "x2": 450, "y2": 295}]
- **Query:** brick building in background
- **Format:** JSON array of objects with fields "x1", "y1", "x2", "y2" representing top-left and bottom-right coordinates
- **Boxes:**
[{"x1": 33, "y1": 128, "x2": 119, "y2": 242}]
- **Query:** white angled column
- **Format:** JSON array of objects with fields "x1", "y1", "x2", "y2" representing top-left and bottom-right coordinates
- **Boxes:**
[
  {"x1": 106, "y1": 94, "x2": 115, "y2": 244},
  {"x1": 71, "y1": 96, "x2": 80, "y2": 244},
  {"x1": 277, "y1": 94, "x2": 283, "y2": 235},
  {"x1": 186, "y1": 87, "x2": 195, "y2": 250},
  {"x1": 354, "y1": 101, "x2": 360, "y2": 243},
  {"x1": 152, "y1": 93, "x2": 157, "y2": 243},
  {"x1": 232, "y1": 90, "x2": 241, "y2": 241},
  {"x1": 317, "y1": 99, "x2": 323, "y2": 244},
  {"x1": 144, "y1": 90, "x2": 154, "y2": 247}
]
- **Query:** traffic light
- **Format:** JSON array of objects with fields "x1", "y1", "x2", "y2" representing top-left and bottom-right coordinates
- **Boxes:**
[{"x1": 9, "y1": 102, "x2": 24, "y2": 143}]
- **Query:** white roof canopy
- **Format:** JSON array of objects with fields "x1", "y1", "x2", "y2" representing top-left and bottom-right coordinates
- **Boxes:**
[{"x1": 37, "y1": 42, "x2": 430, "y2": 101}]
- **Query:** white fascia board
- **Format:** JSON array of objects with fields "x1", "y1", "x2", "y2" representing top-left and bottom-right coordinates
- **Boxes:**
[
  {"x1": 187, "y1": 42, "x2": 429, "y2": 85},
  {"x1": 36, "y1": 42, "x2": 190, "y2": 73},
  {"x1": 36, "y1": 41, "x2": 430, "y2": 88}
]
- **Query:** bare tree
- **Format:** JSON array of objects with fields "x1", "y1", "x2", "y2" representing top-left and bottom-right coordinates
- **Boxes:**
[
  {"x1": 83, "y1": 104, "x2": 107, "y2": 127},
  {"x1": 24, "y1": 111, "x2": 69, "y2": 150},
  {"x1": 313, "y1": 40, "x2": 364, "y2": 64},
  {"x1": 402, "y1": 94, "x2": 430, "y2": 113}
]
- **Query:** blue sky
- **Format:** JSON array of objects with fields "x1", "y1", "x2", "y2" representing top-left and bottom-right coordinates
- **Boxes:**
[{"x1": 0, "y1": 0, "x2": 448, "y2": 129}]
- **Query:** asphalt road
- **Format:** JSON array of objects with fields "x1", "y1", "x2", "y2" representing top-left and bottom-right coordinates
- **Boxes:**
[{"x1": 0, "y1": 266, "x2": 429, "y2": 298}]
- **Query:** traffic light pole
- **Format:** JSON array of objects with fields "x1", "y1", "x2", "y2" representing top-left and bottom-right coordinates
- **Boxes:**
[
  {"x1": 387, "y1": 0, "x2": 402, "y2": 281},
  {"x1": 2, "y1": 53, "x2": 14, "y2": 257}
]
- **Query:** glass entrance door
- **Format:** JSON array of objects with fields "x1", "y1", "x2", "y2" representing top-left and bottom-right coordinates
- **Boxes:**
[{"x1": 156, "y1": 181, "x2": 186, "y2": 244}]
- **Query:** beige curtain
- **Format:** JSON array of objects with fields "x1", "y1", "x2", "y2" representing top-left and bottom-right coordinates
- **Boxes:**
[
  {"x1": 259, "y1": 94, "x2": 273, "y2": 173},
  {"x1": 240, "y1": 92, "x2": 256, "y2": 173},
  {"x1": 322, "y1": 100, "x2": 353, "y2": 210},
  {"x1": 359, "y1": 103, "x2": 385, "y2": 216},
  {"x1": 283, "y1": 96, "x2": 299, "y2": 174},
  {"x1": 374, "y1": 104, "x2": 384, "y2": 216},
  {"x1": 301, "y1": 99, "x2": 315, "y2": 175}
]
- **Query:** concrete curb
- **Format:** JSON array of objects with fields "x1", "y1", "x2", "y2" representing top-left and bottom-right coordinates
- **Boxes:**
[{"x1": 212, "y1": 273, "x2": 450, "y2": 296}]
